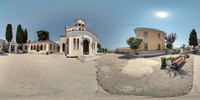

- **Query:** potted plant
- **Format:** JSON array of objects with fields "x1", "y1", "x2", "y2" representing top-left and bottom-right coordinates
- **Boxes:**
[{"x1": 166, "y1": 57, "x2": 174, "y2": 67}]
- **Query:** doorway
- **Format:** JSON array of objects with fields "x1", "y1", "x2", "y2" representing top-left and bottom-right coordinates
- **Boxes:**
[{"x1": 83, "y1": 39, "x2": 89, "y2": 55}]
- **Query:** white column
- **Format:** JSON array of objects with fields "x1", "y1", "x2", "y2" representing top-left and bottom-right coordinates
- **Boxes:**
[
  {"x1": 9, "y1": 43, "x2": 11, "y2": 53},
  {"x1": 81, "y1": 39, "x2": 83, "y2": 55},
  {"x1": 15, "y1": 44, "x2": 17, "y2": 53},
  {"x1": 47, "y1": 43, "x2": 49, "y2": 53},
  {"x1": 89, "y1": 40, "x2": 92, "y2": 55},
  {"x1": 95, "y1": 41, "x2": 97, "y2": 54},
  {"x1": 68, "y1": 37, "x2": 72, "y2": 56}
]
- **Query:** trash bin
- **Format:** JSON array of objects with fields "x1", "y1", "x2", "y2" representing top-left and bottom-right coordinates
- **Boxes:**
[
  {"x1": 46, "y1": 52, "x2": 48, "y2": 55},
  {"x1": 161, "y1": 57, "x2": 166, "y2": 69}
]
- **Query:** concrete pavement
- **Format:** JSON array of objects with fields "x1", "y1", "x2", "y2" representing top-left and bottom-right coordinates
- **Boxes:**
[{"x1": 0, "y1": 54, "x2": 200, "y2": 100}]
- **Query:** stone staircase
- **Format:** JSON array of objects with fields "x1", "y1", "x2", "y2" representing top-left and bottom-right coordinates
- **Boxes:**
[{"x1": 78, "y1": 55, "x2": 100, "y2": 63}]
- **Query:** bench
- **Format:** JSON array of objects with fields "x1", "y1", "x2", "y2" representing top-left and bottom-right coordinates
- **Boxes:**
[
  {"x1": 184, "y1": 52, "x2": 190, "y2": 59},
  {"x1": 171, "y1": 56, "x2": 185, "y2": 70}
]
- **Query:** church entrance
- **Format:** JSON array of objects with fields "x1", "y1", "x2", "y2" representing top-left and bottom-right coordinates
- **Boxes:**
[
  {"x1": 83, "y1": 39, "x2": 89, "y2": 55},
  {"x1": 11, "y1": 45, "x2": 15, "y2": 52}
]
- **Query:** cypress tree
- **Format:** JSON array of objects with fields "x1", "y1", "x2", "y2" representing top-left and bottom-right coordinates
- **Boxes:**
[
  {"x1": 189, "y1": 29, "x2": 198, "y2": 48},
  {"x1": 23, "y1": 28, "x2": 28, "y2": 43},
  {"x1": 5, "y1": 24, "x2": 13, "y2": 42},
  {"x1": 16, "y1": 24, "x2": 24, "y2": 44}
]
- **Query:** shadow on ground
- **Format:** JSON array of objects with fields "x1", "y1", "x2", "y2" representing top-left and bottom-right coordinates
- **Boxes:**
[
  {"x1": 0, "y1": 54, "x2": 8, "y2": 56},
  {"x1": 118, "y1": 54, "x2": 143, "y2": 60},
  {"x1": 165, "y1": 62, "x2": 191, "y2": 79}
]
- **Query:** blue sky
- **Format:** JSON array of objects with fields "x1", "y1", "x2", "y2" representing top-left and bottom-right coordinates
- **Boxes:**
[{"x1": 0, "y1": 0, "x2": 200, "y2": 50}]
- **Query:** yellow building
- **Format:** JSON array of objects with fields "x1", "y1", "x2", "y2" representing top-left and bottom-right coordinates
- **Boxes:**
[{"x1": 134, "y1": 28, "x2": 166, "y2": 51}]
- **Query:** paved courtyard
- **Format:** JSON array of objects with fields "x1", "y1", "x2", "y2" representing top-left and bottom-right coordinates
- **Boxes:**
[
  {"x1": 0, "y1": 53, "x2": 200, "y2": 100},
  {"x1": 96, "y1": 53, "x2": 195, "y2": 97}
]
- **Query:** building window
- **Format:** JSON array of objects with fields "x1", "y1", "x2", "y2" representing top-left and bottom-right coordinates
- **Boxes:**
[
  {"x1": 50, "y1": 44, "x2": 52, "y2": 50},
  {"x1": 158, "y1": 44, "x2": 161, "y2": 50},
  {"x1": 31, "y1": 46, "x2": 33, "y2": 50},
  {"x1": 157, "y1": 33, "x2": 160, "y2": 39},
  {"x1": 73, "y1": 38, "x2": 76, "y2": 49},
  {"x1": 40, "y1": 45, "x2": 43, "y2": 50},
  {"x1": 72, "y1": 29, "x2": 74, "y2": 31},
  {"x1": 78, "y1": 24, "x2": 81, "y2": 26},
  {"x1": 144, "y1": 43, "x2": 148, "y2": 51},
  {"x1": 82, "y1": 24, "x2": 84, "y2": 27},
  {"x1": 34, "y1": 45, "x2": 36, "y2": 50},
  {"x1": 25, "y1": 46, "x2": 27, "y2": 50},
  {"x1": 77, "y1": 39, "x2": 79, "y2": 49},
  {"x1": 54, "y1": 45, "x2": 55, "y2": 50},
  {"x1": 144, "y1": 32, "x2": 148, "y2": 38}
]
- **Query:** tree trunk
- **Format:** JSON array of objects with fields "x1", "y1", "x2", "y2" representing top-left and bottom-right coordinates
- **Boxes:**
[{"x1": 171, "y1": 48, "x2": 172, "y2": 58}]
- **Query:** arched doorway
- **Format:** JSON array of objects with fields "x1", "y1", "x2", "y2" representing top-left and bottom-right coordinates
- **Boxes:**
[
  {"x1": 62, "y1": 43, "x2": 65, "y2": 52},
  {"x1": 83, "y1": 39, "x2": 89, "y2": 55}
]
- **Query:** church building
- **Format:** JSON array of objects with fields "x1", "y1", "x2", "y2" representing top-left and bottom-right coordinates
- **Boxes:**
[{"x1": 60, "y1": 19, "x2": 98, "y2": 58}]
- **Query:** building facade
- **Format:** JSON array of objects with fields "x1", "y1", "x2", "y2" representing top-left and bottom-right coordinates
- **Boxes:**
[
  {"x1": 0, "y1": 39, "x2": 8, "y2": 52},
  {"x1": 134, "y1": 28, "x2": 166, "y2": 51},
  {"x1": 60, "y1": 19, "x2": 98, "y2": 57},
  {"x1": 22, "y1": 40, "x2": 58, "y2": 54}
]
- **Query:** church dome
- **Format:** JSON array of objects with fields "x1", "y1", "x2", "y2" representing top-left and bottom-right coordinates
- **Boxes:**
[{"x1": 75, "y1": 19, "x2": 85, "y2": 27}]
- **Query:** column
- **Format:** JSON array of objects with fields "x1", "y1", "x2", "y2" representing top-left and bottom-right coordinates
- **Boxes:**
[{"x1": 68, "y1": 37, "x2": 71, "y2": 56}]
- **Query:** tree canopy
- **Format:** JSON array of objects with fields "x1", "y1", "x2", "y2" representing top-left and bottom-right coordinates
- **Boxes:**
[
  {"x1": 23, "y1": 28, "x2": 28, "y2": 43},
  {"x1": 16, "y1": 24, "x2": 24, "y2": 44},
  {"x1": 5, "y1": 24, "x2": 13, "y2": 42},
  {"x1": 189, "y1": 29, "x2": 198, "y2": 47},
  {"x1": 37, "y1": 30, "x2": 49, "y2": 41},
  {"x1": 126, "y1": 37, "x2": 143, "y2": 50}
]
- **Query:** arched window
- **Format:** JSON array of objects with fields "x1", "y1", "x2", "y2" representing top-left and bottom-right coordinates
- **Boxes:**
[
  {"x1": 73, "y1": 38, "x2": 76, "y2": 49},
  {"x1": 31, "y1": 45, "x2": 33, "y2": 50},
  {"x1": 34, "y1": 45, "x2": 36, "y2": 50},
  {"x1": 40, "y1": 45, "x2": 43, "y2": 50},
  {"x1": 77, "y1": 39, "x2": 79, "y2": 49}
]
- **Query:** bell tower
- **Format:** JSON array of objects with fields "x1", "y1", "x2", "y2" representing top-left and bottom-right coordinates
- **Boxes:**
[{"x1": 75, "y1": 19, "x2": 85, "y2": 27}]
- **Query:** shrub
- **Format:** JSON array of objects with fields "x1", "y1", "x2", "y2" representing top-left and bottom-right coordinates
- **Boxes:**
[{"x1": 166, "y1": 57, "x2": 175, "y2": 61}]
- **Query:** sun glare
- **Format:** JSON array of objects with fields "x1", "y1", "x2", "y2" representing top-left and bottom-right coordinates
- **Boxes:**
[{"x1": 156, "y1": 12, "x2": 168, "y2": 18}]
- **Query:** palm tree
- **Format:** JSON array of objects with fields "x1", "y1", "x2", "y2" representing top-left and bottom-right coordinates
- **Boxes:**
[{"x1": 165, "y1": 33, "x2": 178, "y2": 57}]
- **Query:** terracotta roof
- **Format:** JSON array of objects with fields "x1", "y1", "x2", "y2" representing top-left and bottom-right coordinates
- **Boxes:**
[{"x1": 23, "y1": 40, "x2": 58, "y2": 45}]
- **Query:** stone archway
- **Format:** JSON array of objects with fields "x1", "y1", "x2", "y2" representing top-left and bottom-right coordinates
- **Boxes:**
[{"x1": 83, "y1": 39, "x2": 89, "y2": 55}]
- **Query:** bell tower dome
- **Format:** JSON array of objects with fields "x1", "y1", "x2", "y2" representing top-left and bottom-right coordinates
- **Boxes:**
[{"x1": 75, "y1": 19, "x2": 85, "y2": 27}]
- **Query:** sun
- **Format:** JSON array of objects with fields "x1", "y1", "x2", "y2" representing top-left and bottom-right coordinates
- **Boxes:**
[{"x1": 156, "y1": 12, "x2": 168, "y2": 18}]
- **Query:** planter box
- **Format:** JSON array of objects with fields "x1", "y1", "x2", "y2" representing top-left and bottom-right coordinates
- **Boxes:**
[{"x1": 166, "y1": 60, "x2": 172, "y2": 67}]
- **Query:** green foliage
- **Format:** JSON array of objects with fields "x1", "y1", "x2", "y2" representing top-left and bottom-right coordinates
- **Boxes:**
[
  {"x1": 37, "y1": 30, "x2": 49, "y2": 41},
  {"x1": 97, "y1": 43, "x2": 101, "y2": 52},
  {"x1": 166, "y1": 43, "x2": 172, "y2": 50},
  {"x1": 126, "y1": 37, "x2": 143, "y2": 50},
  {"x1": 104, "y1": 48, "x2": 108, "y2": 53},
  {"x1": 5, "y1": 24, "x2": 13, "y2": 42},
  {"x1": 16, "y1": 24, "x2": 24, "y2": 44},
  {"x1": 186, "y1": 46, "x2": 191, "y2": 51},
  {"x1": 166, "y1": 57, "x2": 175, "y2": 61},
  {"x1": 189, "y1": 29, "x2": 198, "y2": 47},
  {"x1": 23, "y1": 28, "x2": 28, "y2": 43}
]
